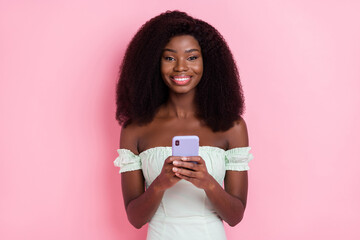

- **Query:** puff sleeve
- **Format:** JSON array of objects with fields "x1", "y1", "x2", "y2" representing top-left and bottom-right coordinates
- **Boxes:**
[
  {"x1": 113, "y1": 149, "x2": 142, "y2": 173},
  {"x1": 225, "y1": 147, "x2": 253, "y2": 171}
]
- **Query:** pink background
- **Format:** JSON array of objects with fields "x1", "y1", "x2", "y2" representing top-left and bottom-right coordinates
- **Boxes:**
[{"x1": 1, "y1": 0, "x2": 360, "y2": 239}]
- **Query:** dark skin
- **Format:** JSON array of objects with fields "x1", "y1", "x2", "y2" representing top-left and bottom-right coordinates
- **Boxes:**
[{"x1": 120, "y1": 35, "x2": 249, "y2": 229}]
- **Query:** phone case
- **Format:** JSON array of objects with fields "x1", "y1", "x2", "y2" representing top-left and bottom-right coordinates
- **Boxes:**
[{"x1": 172, "y1": 135, "x2": 199, "y2": 156}]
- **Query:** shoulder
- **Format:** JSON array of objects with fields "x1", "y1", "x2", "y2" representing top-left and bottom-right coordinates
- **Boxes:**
[
  {"x1": 119, "y1": 122, "x2": 143, "y2": 155},
  {"x1": 224, "y1": 117, "x2": 249, "y2": 149}
]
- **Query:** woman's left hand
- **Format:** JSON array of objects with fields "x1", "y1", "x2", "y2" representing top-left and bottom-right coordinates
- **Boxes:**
[{"x1": 172, "y1": 156, "x2": 216, "y2": 190}]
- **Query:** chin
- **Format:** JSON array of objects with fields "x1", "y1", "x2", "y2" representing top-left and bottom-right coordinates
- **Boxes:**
[{"x1": 168, "y1": 85, "x2": 196, "y2": 94}]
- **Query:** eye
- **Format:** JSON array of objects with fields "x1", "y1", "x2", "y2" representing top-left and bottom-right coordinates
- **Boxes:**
[
  {"x1": 164, "y1": 56, "x2": 175, "y2": 61},
  {"x1": 188, "y1": 56, "x2": 198, "y2": 61}
]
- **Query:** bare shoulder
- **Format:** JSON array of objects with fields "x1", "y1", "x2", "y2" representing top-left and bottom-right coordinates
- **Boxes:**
[
  {"x1": 224, "y1": 117, "x2": 249, "y2": 149},
  {"x1": 119, "y1": 122, "x2": 143, "y2": 155}
]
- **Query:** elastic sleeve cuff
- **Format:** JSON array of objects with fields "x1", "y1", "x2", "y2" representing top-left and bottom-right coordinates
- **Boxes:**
[
  {"x1": 225, "y1": 147, "x2": 253, "y2": 172},
  {"x1": 113, "y1": 149, "x2": 142, "y2": 173}
]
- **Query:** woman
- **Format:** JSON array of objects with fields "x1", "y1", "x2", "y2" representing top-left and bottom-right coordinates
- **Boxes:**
[{"x1": 114, "y1": 10, "x2": 253, "y2": 240}]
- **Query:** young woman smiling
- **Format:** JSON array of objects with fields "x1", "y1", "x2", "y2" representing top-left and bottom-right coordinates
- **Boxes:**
[{"x1": 114, "y1": 11, "x2": 253, "y2": 240}]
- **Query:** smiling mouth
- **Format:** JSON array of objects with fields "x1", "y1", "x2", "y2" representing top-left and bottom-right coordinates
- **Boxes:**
[{"x1": 171, "y1": 76, "x2": 191, "y2": 85}]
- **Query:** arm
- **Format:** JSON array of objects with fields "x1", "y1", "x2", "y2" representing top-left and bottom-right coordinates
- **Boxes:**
[
  {"x1": 204, "y1": 170, "x2": 248, "y2": 226},
  {"x1": 172, "y1": 118, "x2": 249, "y2": 226},
  {"x1": 120, "y1": 125, "x2": 181, "y2": 228},
  {"x1": 207, "y1": 118, "x2": 249, "y2": 226},
  {"x1": 121, "y1": 170, "x2": 165, "y2": 229}
]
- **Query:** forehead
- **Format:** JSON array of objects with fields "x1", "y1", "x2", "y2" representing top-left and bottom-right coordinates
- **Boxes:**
[{"x1": 164, "y1": 35, "x2": 201, "y2": 51}]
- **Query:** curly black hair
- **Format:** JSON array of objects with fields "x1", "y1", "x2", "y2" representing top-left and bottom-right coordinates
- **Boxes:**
[{"x1": 116, "y1": 10, "x2": 245, "y2": 132}]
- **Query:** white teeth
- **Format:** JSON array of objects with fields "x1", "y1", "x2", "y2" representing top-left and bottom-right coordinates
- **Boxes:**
[{"x1": 173, "y1": 77, "x2": 190, "y2": 81}]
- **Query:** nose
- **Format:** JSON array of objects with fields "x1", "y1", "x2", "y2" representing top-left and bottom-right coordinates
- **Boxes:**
[{"x1": 174, "y1": 58, "x2": 188, "y2": 72}]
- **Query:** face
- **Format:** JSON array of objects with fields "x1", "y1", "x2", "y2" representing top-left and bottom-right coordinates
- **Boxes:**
[{"x1": 161, "y1": 35, "x2": 203, "y2": 94}]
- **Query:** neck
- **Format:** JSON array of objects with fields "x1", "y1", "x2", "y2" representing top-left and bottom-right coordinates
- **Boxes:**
[{"x1": 165, "y1": 91, "x2": 197, "y2": 119}]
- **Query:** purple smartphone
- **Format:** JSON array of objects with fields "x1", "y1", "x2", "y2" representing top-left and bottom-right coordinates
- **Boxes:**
[{"x1": 172, "y1": 135, "x2": 199, "y2": 157}]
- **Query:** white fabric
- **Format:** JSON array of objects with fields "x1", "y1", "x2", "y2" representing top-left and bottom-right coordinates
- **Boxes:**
[{"x1": 114, "y1": 146, "x2": 253, "y2": 240}]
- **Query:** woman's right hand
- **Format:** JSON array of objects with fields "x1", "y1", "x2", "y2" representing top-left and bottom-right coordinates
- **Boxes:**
[{"x1": 153, "y1": 156, "x2": 182, "y2": 191}]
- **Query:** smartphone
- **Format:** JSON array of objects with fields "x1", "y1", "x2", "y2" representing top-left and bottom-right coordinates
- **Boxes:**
[{"x1": 172, "y1": 135, "x2": 199, "y2": 157}]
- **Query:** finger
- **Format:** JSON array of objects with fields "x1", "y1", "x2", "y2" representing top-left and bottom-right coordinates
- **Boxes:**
[
  {"x1": 173, "y1": 174, "x2": 182, "y2": 179},
  {"x1": 165, "y1": 156, "x2": 182, "y2": 164},
  {"x1": 180, "y1": 156, "x2": 204, "y2": 164},
  {"x1": 172, "y1": 167, "x2": 197, "y2": 178},
  {"x1": 175, "y1": 172, "x2": 195, "y2": 183},
  {"x1": 172, "y1": 160, "x2": 198, "y2": 170}
]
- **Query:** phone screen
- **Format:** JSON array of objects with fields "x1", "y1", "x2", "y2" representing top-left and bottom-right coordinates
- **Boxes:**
[{"x1": 172, "y1": 135, "x2": 199, "y2": 157}]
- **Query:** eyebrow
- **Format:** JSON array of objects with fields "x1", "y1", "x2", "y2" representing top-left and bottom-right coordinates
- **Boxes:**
[{"x1": 163, "y1": 48, "x2": 200, "y2": 53}]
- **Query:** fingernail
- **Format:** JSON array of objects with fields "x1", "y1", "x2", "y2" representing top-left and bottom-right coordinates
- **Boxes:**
[
  {"x1": 181, "y1": 157, "x2": 188, "y2": 160},
  {"x1": 172, "y1": 167, "x2": 178, "y2": 172},
  {"x1": 173, "y1": 161, "x2": 179, "y2": 165}
]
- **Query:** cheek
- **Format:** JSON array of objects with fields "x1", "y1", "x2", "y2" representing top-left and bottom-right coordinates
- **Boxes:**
[
  {"x1": 161, "y1": 62, "x2": 172, "y2": 75},
  {"x1": 193, "y1": 62, "x2": 203, "y2": 75},
  {"x1": 160, "y1": 63, "x2": 171, "y2": 84}
]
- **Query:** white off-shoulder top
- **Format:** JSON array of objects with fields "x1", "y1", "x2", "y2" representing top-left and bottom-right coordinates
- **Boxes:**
[{"x1": 113, "y1": 146, "x2": 253, "y2": 240}]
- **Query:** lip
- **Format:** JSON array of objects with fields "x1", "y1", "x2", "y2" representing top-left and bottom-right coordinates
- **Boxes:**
[{"x1": 170, "y1": 75, "x2": 192, "y2": 85}]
